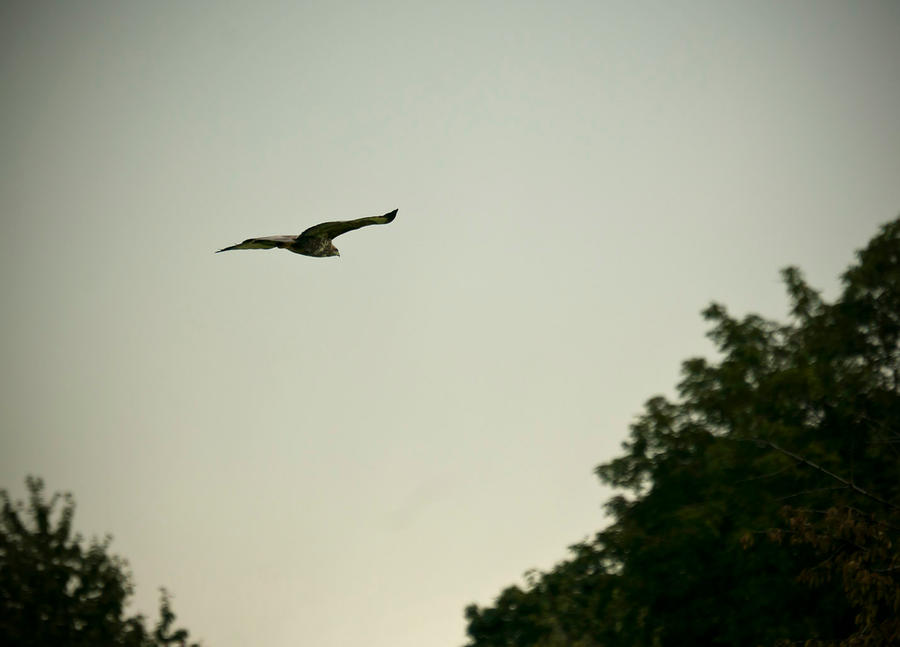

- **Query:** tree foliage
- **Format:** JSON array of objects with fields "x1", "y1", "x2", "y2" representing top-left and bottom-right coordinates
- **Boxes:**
[
  {"x1": 0, "y1": 476, "x2": 200, "y2": 647},
  {"x1": 464, "y1": 217, "x2": 900, "y2": 647}
]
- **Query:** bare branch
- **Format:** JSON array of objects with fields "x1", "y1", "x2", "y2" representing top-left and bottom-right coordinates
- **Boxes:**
[{"x1": 763, "y1": 440, "x2": 900, "y2": 512}]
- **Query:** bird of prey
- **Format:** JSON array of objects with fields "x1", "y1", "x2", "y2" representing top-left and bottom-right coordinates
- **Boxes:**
[{"x1": 216, "y1": 209, "x2": 398, "y2": 257}]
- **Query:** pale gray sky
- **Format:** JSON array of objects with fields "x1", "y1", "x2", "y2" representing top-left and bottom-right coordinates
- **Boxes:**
[{"x1": 2, "y1": 1, "x2": 898, "y2": 646}]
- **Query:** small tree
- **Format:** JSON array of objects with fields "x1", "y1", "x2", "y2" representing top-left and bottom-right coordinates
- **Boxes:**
[{"x1": 0, "y1": 476, "x2": 199, "y2": 647}]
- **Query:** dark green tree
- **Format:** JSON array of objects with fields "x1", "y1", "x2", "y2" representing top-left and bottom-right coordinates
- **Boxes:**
[
  {"x1": 464, "y1": 216, "x2": 900, "y2": 647},
  {"x1": 0, "y1": 476, "x2": 200, "y2": 647}
]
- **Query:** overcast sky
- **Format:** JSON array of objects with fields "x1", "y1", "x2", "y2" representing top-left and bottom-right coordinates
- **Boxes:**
[{"x1": 2, "y1": 2, "x2": 899, "y2": 646}]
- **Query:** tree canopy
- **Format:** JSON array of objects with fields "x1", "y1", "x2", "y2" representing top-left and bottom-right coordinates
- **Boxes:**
[
  {"x1": 1, "y1": 476, "x2": 200, "y2": 647},
  {"x1": 464, "y1": 217, "x2": 900, "y2": 647}
]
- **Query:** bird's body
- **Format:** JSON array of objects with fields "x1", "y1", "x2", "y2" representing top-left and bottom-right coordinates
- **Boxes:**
[{"x1": 217, "y1": 209, "x2": 397, "y2": 257}]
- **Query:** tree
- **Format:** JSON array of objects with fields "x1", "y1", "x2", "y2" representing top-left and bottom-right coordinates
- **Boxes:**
[
  {"x1": 0, "y1": 476, "x2": 200, "y2": 647},
  {"x1": 464, "y1": 216, "x2": 900, "y2": 647}
]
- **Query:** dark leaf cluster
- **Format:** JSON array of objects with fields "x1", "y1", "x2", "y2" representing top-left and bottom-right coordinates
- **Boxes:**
[{"x1": 0, "y1": 476, "x2": 200, "y2": 647}]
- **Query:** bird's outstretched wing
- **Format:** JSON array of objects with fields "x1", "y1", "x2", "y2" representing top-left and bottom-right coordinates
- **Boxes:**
[
  {"x1": 216, "y1": 235, "x2": 297, "y2": 252},
  {"x1": 300, "y1": 209, "x2": 398, "y2": 240}
]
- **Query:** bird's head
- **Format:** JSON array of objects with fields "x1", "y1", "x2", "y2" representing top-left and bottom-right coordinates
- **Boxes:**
[{"x1": 326, "y1": 243, "x2": 340, "y2": 257}]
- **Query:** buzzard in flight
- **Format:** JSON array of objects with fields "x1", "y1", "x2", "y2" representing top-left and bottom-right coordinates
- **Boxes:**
[{"x1": 217, "y1": 209, "x2": 398, "y2": 257}]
